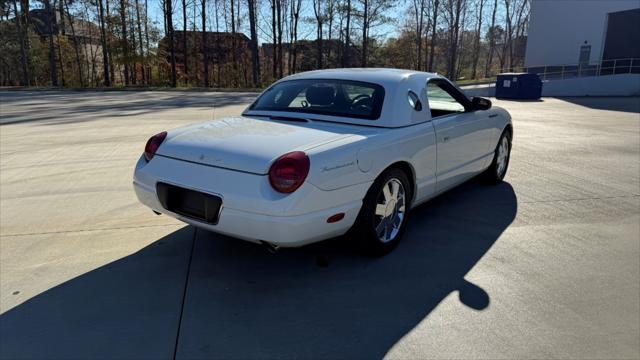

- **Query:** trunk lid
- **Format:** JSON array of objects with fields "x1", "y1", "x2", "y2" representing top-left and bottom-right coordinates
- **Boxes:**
[{"x1": 156, "y1": 116, "x2": 358, "y2": 174}]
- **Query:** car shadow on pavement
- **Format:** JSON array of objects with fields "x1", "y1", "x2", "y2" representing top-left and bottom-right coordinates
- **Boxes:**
[{"x1": 0, "y1": 179, "x2": 517, "y2": 359}]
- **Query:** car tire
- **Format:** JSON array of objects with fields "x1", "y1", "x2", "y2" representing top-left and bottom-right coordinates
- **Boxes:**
[
  {"x1": 483, "y1": 129, "x2": 512, "y2": 183},
  {"x1": 351, "y1": 168, "x2": 412, "y2": 256}
]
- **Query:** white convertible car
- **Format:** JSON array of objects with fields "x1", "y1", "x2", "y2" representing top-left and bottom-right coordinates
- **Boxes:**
[{"x1": 134, "y1": 68, "x2": 512, "y2": 255}]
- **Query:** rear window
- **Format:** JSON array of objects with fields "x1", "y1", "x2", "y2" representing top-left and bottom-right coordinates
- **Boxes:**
[{"x1": 249, "y1": 79, "x2": 385, "y2": 120}]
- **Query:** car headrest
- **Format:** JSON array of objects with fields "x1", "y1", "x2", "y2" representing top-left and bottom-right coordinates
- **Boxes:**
[{"x1": 306, "y1": 85, "x2": 335, "y2": 106}]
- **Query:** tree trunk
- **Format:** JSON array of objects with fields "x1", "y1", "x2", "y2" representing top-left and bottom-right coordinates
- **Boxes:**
[
  {"x1": 446, "y1": 0, "x2": 463, "y2": 79},
  {"x1": 105, "y1": 0, "x2": 116, "y2": 83},
  {"x1": 134, "y1": 0, "x2": 145, "y2": 84},
  {"x1": 504, "y1": 0, "x2": 513, "y2": 71},
  {"x1": 202, "y1": 0, "x2": 208, "y2": 87},
  {"x1": 471, "y1": 0, "x2": 484, "y2": 79},
  {"x1": 361, "y1": 0, "x2": 367, "y2": 67},
  {"x1": 484, "y1": 0, "x2": 497, "y2": 76},
  {"x1": 44, "y1": 0, "x2": 58, "y2": 86},
  {"x1": 20, "y1": 0, "x2": 31, "y2": 84},
  {"x1": 248, "y1": 0, "x2": 260, "y2": 86},
  {"x1": 144, "y1": 0, "x2": 150, "y2": 83},
  {"x1": 427, "y1": 0, "x2": 439, "y2": 72},
  {"x1": 271, "y1": 0, "x2": 276, "y2": 78},
  {"x1": 412, "y1": 0, "x2": 425, "y2": 70},
  {"x1": 326, "y1": 0, "x2": 334, "y2": 64},
  {"x1": 276, "y1": 0, "x2": 283, "y2": 78},
  {"x1": 128, "y1": 9, "x2": 137, "y2": 83},
  {"x1": 55, "y1": 0, "x2": 66, "y2": 86},
  {"x1": 313, "y1": 0, "x2": 323, "y2": 69},
  {"x1": 12, "y1": 0, "x2": 29, "y2": 86},
  {"x1": 291, "y1": 0, "x2": 301, "y2": 73},
  {"x1": 63, "y1": 0, "x2": 85, "y2": 86},
  {"x1": 342, "y1": 0, "x2": 350, "y2": 67},
  {"x1": 182, "y1": 0, "x2": 188, "y2": 78},
  {"x1": 55, "y1": 14, "x2": 66, "y2": 86},
  {"x1": 230, "y1": 0, "x2": 237, "y2": 86},
  {"x1": 119, "y1": 0, "x2": 129, "y2": 85},
  {"x1": 97, "y1": 0, "x2": 111, "y2": 85},
  {"x1": 511, "y1": 0, "x2": 527, "y2": 69},
  {"x1": 166, "y1": 0, "x2": 177, "y2": 87},
  {"x1": 423, "y1": 5, "x2": 431, "y2": 71}
]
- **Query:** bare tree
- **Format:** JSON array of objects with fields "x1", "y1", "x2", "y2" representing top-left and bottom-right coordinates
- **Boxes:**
[
  {"x1": 134, "y1": 0, "x2": 145, "y2": 83},
  {"x1": 43, "y1": 0, "x2": 58, "y2": 85},
  {"x1": 511, "y1": 0, "x2": 528, "y2": 68},
  {"x1": 484, "y1": 0, "x2": 496, "y2": 76},
  {"x1": 312, "y1": 0, "x2": 324, "y2": 69},
  {"x1": 411, "y1": 0, "x2": 426, "y2": 70},
  {"x1": 201, "y1": 0, "x2": 208, "y2": 86},
  {"x1": 247, "y1": 0, "x2": 260, "y2": 86},
  {"x1": 54, "y1": 0, "x2": 66, "y2": 86},
  {"x1": 165, "y1": 0, "x2": 177, "y2": 86},
  {"x1": 62, "y1": 0, "x2": 84, "y2": 86},
  {"x1": 144, "y1": 0, "x2": 150, "y2": 82},
  {"x1": 271, "y1": 0, "x2": 277, "y2": 78},
  {"x1": 276, "y1": 0, "x2": 283, "y2": 77},
  {"x1": 11, "y1": 0, "x2": 29, "y2": 85},
  {"x1": 471, "y1": 0, "x2": 484, "y2": 79},
  {"x1": 500, "y1": 0, "x2": 512, "y2": 71},
  {"x1": 427, "y1": 0, "x2": 439, "y2": 71},
  {"x1": 442, "y1": 0, "x2": 464, "y2": 78},
  {"x1": 97, "y1": 0, "x2": 111, "y2": 85},
  {"x1": 182, "y1": 0, "x2": 187, "y2": 77},
  {"x1": 289, "y1": 0, "x2": 302, "y2": 72},
  {"x1": 230, "y1": 0, "x2": 237, "y2": 86},
  {"x1": 326, "y1": 0, "x2": 335, "y2": 63},
  {"x1": 342, "y1": 0, "x2": 351, "y2": 67},
  {"x1": 360, "y1": 0, "x2": 367, "y2": 66},
  {"x1": 119, "y1": 0, "x2": 129, "y2": 85}
]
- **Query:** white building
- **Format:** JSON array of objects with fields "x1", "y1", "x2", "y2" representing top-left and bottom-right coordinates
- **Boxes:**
[{"x1": 524, "y1": 0, "x2": 640, "y2": 67}]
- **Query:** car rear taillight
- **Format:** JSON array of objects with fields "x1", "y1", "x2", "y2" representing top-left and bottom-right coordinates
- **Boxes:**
[
  {"x1": 144, "y1": 131, "x2": 167, "y2": 161},
  {"x1": 268, "y1": 151, "x2": 310, "y2": 194}
]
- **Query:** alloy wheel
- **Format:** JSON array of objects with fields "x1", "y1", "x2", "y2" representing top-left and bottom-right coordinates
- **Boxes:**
[{"x1": 374, "y1": 178, "x2": 406, "y2": 243}]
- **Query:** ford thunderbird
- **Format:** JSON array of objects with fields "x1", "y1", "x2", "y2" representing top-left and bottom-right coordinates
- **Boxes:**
[{"x1": 133, "y1": 68, "x2": 512, "y2": 255}]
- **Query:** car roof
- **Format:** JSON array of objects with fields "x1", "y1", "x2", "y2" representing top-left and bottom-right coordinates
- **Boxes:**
[
  {"x1": 245, "y1": 68, "x2": 453, "y2": 128},
  {"x1": 282, "y1": 68, "x2": 442, "y2": 87}
]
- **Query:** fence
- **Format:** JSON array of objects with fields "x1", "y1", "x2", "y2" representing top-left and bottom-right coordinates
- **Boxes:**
[{"x1": 495, "y1": 58, "x2": 640, "y2": 80}]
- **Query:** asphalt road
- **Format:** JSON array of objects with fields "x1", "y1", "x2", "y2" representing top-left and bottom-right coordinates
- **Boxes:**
[{"x1": 1, "y1": 91, "x2": 638, "y2": 359}]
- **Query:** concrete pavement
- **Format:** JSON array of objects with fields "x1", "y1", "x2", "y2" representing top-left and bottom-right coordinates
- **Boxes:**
[{"x1": 0, "y1": 91, "x2": 638, "y2": 359}]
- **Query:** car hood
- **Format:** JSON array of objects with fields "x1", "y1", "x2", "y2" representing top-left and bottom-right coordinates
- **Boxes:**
[{"x1": 156, "y1": 116, "x2": 359, "y2": 174}]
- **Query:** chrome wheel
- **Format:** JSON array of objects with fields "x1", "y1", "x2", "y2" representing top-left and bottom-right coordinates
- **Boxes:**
[
  {"x1": 374, "y1": 178, "x2": 406, "y2": 243},
  {"x1": 496, "y1": 136, "x2": 510, "y2": 177}
]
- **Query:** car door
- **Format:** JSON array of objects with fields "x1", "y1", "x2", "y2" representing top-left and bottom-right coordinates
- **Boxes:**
[{"x1": 427, "y1": 79, "x2": 492, "y2": 192}]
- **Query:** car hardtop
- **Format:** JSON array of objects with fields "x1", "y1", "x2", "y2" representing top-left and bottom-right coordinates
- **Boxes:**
[{"x1": 243, "y1": 68, "x2": 469, "y2": 128}]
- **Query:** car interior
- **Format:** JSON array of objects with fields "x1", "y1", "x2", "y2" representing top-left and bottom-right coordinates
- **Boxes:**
[{"x1": 250, "y1": 79, "x2": 384, "y2": 119}]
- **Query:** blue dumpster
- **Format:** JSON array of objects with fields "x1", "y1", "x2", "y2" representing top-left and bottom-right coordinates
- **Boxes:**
[{"x1": 495, "y1": 73, "x2": 542, "y2": 99}]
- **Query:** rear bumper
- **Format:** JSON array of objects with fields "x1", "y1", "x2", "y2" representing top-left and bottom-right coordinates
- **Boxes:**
[{"x1": 133, "y1": 155, "x2": 367, "y2": 247}]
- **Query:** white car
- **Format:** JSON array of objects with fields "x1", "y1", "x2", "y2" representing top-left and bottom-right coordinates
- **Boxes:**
[{"x1": 133, "y1": 68, "x2": 512, "y2": 255}]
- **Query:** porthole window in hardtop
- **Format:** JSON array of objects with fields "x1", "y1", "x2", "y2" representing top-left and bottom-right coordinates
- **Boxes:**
[
  {"x1": 407, "y1": 90, "x2": 422, "y2": 111},
  {"x1": 250, "y1": 79, "x2": 385, "y2": 120}
]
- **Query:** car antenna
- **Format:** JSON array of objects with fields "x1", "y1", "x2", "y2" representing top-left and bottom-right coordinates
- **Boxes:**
[{"x1": 212, "y1": 98, "x2": 216, "y2": 121}]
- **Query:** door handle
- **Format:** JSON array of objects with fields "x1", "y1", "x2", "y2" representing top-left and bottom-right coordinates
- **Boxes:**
[{"x1": 442, "y1": 136, "x2": 450, "y2": 143}]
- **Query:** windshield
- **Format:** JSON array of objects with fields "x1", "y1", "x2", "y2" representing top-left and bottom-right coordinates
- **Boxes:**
[{"x1": 248, "y1": 79, "x2": 385, "y2": 120}]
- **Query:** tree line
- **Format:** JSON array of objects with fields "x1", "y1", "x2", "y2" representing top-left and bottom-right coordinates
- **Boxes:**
[{"x1": 0, "y1": 0, "x2": 529, "y2": 88}]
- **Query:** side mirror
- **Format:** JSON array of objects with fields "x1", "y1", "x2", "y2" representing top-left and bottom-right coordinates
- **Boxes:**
[{"x1": 471, "y1": 97, "x2": 492, "y2": 111}]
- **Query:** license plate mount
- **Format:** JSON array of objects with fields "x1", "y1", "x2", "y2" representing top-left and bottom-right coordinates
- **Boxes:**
[{"x1": 156, "y1": 182, "x2": 222, "y2": 224}]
